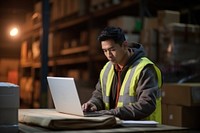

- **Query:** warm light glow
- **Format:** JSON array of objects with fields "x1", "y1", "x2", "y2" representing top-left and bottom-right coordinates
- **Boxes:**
[{"x1": 10, "y1": 27, "x2": 19, "y2": 37}]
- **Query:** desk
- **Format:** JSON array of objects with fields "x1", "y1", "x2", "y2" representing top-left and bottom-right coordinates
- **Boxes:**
[{"x1": 19, "y1": 123, "x2": 189, "y2": 133}]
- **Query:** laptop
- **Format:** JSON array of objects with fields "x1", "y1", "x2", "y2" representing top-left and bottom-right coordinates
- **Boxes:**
[{"x1": 47, "y1": 76, "x2": 102, "y2": 117}]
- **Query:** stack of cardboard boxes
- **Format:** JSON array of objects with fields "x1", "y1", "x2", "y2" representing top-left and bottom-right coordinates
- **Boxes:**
[
  {"x1": 162, "y1": 83, "x2": 200, "y2": 129},
  {"x1": 140, "y1": 10, "x2": 180, "y2": 62},
  {"x1": 108, "y1": 16, "x2": 142, "y2": 46}
]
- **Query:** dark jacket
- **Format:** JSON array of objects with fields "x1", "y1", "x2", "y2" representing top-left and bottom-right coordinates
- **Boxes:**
[{"x1": 89, "y1": 43, "x2": 161, "y2": 120}]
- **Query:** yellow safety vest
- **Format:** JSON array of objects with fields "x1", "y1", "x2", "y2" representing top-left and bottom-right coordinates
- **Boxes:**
[{"x1": 100, "y1": 57, "x2": 162, "y2": 123}]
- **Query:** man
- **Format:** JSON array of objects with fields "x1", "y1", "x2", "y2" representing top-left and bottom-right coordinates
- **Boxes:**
[{"x1": 82, "y1": 26, "x2": 162, "y2": 123}]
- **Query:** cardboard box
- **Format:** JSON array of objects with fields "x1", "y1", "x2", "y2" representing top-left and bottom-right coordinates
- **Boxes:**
[
  {"x1": 143, "y1": 17, "x2": 158, "y2": 30},
  {"x1": 162, "y1": 83, "x2": 200, "y2": 106},
  {"x1": 108, "y1": 16, "x2": 137, "y2": 32},
  {"x1": 0, "y1": 82, "x2": 19, "y2": 133},
  {"x1": 140, "y1": 29, "x2": 158, "y2": 62},
  {"x1": 161, "y1": 104, "x2": 168, "y2": 125},
  {"x1": 167, "y1": 104, "x2": 200, "y2": 128},
  {"x1": 166, "y1": 23, "x2": 200, "y2": 63},
  {"x1": 125, "y1": 33, "x2": 140, "y2": 43},
  {"x1": 158, "y1": 10, "x2": 180, "y2": 27},
  {"x1": 158, "y1": 23, "x2": 200, "y2": 64}
]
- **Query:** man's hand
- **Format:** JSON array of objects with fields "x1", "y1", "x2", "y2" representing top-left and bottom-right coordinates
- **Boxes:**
[
  {"x1": 82, "y1": 102, "x2": 97, "y2": 112},
  {"x1": 97, "y1": 110, "x2": 114, "y2": 115}
]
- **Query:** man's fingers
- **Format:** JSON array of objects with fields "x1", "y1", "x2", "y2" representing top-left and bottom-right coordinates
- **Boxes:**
[
  {"x1": 82, "y1": 102, "x2": 97, "y2": 112},
  {"x1": 90, "y1": 106, "x2": 96, "y2": 111},
  {"x1": 82, "y1": 103, "x2": 88, "y2": 111}
]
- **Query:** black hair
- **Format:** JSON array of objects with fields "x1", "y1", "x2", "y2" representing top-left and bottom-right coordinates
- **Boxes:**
[{"x1": 97, "y1": 26, "x2": 126, "y2": 46}]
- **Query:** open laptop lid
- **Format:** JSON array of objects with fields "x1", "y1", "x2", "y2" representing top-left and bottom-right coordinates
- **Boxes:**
[{"x1": 47, "y1": 76, "x2": 84, "y2": 116}]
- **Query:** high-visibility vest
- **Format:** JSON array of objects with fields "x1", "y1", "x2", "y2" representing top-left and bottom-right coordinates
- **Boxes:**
[{"x1": 100, "y1": 57, "x2": 162, "y2": 123}]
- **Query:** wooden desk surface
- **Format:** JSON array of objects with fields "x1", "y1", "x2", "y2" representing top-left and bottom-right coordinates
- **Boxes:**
[{"x1": 19, "y1": 123, "x2": 189, "y2": 133}]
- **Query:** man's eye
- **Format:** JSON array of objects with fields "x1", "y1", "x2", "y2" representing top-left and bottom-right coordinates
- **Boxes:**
[
  {"x1": 103, "y1": 48, "x2": 115, "y2": 53},
  {"x1": 110, "y1": 48, "x2": 115, "y2": 51},
  {"x1": 103, "y1": 50, "x2": 107, "y2": 53}
]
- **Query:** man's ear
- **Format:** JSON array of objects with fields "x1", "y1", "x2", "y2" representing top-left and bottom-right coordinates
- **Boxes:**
[{"x1": 122, "y1": 41, "x2": 128, "y2": 49}]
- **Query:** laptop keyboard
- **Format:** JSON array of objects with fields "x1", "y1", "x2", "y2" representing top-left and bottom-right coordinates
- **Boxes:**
[{"x1": 83, "y1": 111, "x2": 103, "y2": 117}]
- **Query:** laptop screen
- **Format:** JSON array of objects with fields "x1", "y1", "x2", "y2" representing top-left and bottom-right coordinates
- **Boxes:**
[{"x1": 47, "y1": 76, "x2": 84, "y2": 116}]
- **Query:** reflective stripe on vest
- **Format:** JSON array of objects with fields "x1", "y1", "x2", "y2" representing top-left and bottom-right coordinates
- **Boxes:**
[
  {"x1": 100, "y1": 57, "x2": 162, "y2": 123},
  {"x1": 100, "y1": 62, "x2": 114, "y2": 109}
]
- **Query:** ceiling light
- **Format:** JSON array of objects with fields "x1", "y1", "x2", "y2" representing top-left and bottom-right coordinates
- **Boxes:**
[{"x1": 10, "y1": 27, "x2": 19, "y2": 37}]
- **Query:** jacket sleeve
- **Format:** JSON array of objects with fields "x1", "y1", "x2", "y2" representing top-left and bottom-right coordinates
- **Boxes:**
[
  {"x1": 111, "y1": 64, "x2": 160, "y2": 120},
  {"x1": 88, "y1": 80, "x2": 105, "y2": 110}
]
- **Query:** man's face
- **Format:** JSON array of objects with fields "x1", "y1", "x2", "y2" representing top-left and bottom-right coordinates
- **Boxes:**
[{"x1": 101, "y1": 39, "x2": 126, "y2": 64}]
